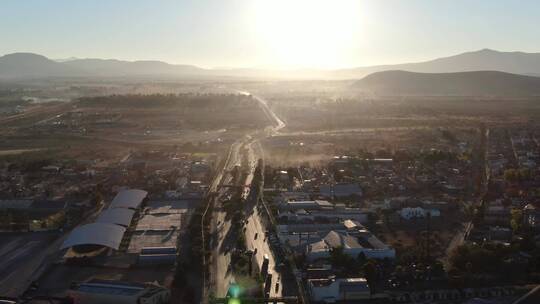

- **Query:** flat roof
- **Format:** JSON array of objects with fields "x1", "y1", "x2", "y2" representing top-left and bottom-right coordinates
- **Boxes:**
[
  {"x1": 110, "y1": 189, "x2": 148, "y2": 209},
  {"x1": 135, "y1": 213, "x2": 182, "y2": 231},
  {"x1": 127, "y1": 201, "x2": 193, "y2": 253},
  {"x1": 128, "y1": 230, "x2": 180, "y2": 253},
  {"x1": 146, "y1": 200, "x2": 192, "y2": 214},
  {"x1": 61, "y1": 223, "x2": 126, "y2": 250}
]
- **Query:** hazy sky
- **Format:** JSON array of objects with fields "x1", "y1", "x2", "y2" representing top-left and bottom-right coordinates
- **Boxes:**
[{"x1": 1, "y1": 0, "x2": 539, "y2": 69}]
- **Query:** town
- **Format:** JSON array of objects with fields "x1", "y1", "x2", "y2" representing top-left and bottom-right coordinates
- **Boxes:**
[
  {"x1": 2, "y1": 84, "x2": 540, "y2": 304},
  {"x1": 2, "y1": 2, "x2": 540, "y2": 302}
]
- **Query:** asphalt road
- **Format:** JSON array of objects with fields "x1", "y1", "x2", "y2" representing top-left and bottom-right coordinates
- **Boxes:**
[
  {"x1": 0, "y1": 232, "x2": 61, "y2": 297},
  {"x1": 208, "y1": 91, "x2": 288, "y2": 299},
  {"x1": 210, "y1": 202, "x2": 234, "y2": 297},
  {"x1": 0, "y1": 203, "x2": 105, "y2": 298},
  {"x1": 209, "y1": 138, "x2": 244, "y2": 297}
]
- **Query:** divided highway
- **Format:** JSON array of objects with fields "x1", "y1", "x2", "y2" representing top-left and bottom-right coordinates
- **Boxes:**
[{"x1": 206, "y1": 91, "x2": 290, "y2": 300}]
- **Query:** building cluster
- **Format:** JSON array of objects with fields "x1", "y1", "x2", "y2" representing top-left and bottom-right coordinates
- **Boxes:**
[
  {"x1": 471, "y1": 128, "x2": 540, "y2": 246},
  {"x1": 0, "y1": 151, "x2": 212, "y2": 231},
  {"x1": 0, "y1": 149, "x2": 212, "y2": 303},
  {"x1": 263, "y1": 139, "x2": 479, "y2": 302}
]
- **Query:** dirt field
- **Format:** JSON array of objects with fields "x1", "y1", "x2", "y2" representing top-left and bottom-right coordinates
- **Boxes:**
[{"x1": 0, "y1": 93, "x2": 271, "y2": 160}]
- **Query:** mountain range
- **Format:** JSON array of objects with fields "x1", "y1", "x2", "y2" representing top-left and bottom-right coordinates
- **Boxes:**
[
  {"x1": 333, "y1": 49, "x2": 540, "y2": 79},
  {"x1": 1, "y1": 49, "x2": 540, "y2": 80},
  {"x1": 352, "y1": 70, "x2": 540, "y2": 96}
]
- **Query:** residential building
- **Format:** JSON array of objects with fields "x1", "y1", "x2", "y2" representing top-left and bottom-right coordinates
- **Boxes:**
[
  {"x1": 280, "y1": 200, "x2": 333, "y2": 211},
  {"x1": 319, "y1": 183, "x2": 363, "y2": 199},
  {"x1": 309, "y1": 277, "x2": 370, "y2": 303},
  {"x1": 306, "y1": 228, "x2": 395, "y2": 261},
  {"x1": 399, "y1": 207, "x2": 441, "y2": 220}
]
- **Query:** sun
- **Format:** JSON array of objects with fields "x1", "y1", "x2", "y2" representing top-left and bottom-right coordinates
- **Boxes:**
[{"x1": 250, "y1": 0, "x2": 364, "y2": 68}]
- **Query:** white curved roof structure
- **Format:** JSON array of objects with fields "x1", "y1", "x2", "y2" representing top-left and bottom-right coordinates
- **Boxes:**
[
  {"x1": 109, "y1": 189, "x2": 147, "y2": 209},
  {"x1": 61, "y1": 223, "x2": 126, "y2": 250},
  {"x1": 96, "y1": 208, "x2": 135, "y2": 227}
]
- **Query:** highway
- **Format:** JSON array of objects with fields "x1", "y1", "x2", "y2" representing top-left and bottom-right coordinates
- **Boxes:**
[
  {"x1": 207, "y1": 91, "x2": 290, "y2": 300},
  {"x1": 208, "y1": 138, "x2": 244, "y2": 297}
]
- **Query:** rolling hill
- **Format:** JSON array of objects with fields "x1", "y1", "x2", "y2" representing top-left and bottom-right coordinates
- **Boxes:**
[
  {"x1": 352, "y1": 70, "x2": 540, "y2": 96},
  {"x1": 0, "y1": 53, "x2": 85, "y2": 79},
  {"x1": 334, "y1": 49, "x2": 540, "y2": 78},
  {"x1": 1, "y1": 49, "x2": 540, "y2": 80},
  {"x1": 62, "y1": 58, "x2": 204, "y2": 77}
]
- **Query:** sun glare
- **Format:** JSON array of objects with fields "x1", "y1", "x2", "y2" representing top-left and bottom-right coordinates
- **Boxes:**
[{"x1": 251, "y1": 0, "x2": 364, "y2": 68}]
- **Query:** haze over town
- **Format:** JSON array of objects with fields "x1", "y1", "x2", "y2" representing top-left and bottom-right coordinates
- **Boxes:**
[{"x1": 1, "y1": 1, "x2": 540, "y2": 304}]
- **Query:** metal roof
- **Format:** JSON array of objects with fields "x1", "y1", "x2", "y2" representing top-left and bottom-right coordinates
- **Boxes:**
[
  {"x1": 109, "y1": 189, "x2": 147, "y2": 209},
  {"x1": 96, "y1": 208, "x2": 135, "y2": 227},
  {"x1": 61, "y1": 223, "x2": 126, "y2": 250}
]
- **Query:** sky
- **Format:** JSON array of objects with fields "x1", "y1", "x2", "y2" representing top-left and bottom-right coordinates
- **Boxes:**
[{"x1": 1, "y1": 0, "x2": 539, "y2": 69}]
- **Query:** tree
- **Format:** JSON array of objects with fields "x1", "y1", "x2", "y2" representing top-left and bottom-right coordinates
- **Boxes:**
[
  {"x1": 363, "y1": 260, "x2": 378, "y2": 294},
  {"x1": 510, "y1": 209, "x2": 523, "y2": 232},
  {"x1": 449, "y1": 244, "x2": 501, "y2": 274},
  {"x1": 329, "y1": 246, "x2": 362, "y2": 275},
  {"x1": 329, "y1": 246, "x2": 348, "y2": 268},
  {"x1": 357, "y1": 252, "x2": 367, "y2": 268}
]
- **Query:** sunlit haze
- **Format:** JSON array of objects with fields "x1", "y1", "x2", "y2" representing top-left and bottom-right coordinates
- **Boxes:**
[
  {"x1": 1, "y1": 0, "x2": 540, "y2": 68},
  {"x1": 250, "y1": 0, "x2": 364, "y2": 68}
]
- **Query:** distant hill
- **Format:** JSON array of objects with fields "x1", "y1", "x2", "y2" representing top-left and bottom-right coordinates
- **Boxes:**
[
  {"x1": 0, "y1": 53, "x2": 207, "y2": 80},
  {"x1": 0, "y1": 53, "x2": 84, "y2": 79},
  {"x1": 2, "y1": 49, "x2": 540, "y2": 80},
  {"x1": 62, "y1": 58, "x2": 204, "y2": 77},
  {"x1": 352, "y1": 70, "x2": 540, "y2": 96},
  {"x1": 333, "y1": 49, "x2": 540, "y2": 79}
]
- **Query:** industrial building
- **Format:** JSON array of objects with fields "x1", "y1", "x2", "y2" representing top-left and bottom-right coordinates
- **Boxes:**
[
  {"x1": 109, "y1": 189, "x2": 148, "y2": 209},
  {"x1": 96, "y1": 208, "x2": 136, "y2": 227},
  {"x1": 61, "y1": 189, "x2": 147, "y2": 252},
  {"x1": 61, "y1": 222, "x2": 126, "y2": 250},
  {"x1": 128, "y1": 200, "x2": 193, "y2": 265}
]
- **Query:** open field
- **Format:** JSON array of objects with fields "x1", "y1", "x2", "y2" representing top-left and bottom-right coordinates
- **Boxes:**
[{"x1": 0, "y1": 92, "x2": 272, "y2": 160}]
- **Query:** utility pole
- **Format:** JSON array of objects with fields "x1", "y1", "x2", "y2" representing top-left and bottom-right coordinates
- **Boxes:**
[{"x1": 425, "y1": 211, "x2": 431, "y2": 263}]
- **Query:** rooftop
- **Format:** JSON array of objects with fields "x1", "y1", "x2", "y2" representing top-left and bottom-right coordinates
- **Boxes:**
[{"x1": 73, "y1": 279, "x2": 146, "y2": 296}]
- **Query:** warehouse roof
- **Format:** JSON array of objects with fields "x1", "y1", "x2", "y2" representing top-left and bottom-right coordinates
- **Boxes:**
[
  {"x1": 61, "y1": 223, "x2": 126, "y2": 250},
  {"x1": 96, "y1": 208, "x2": 135, "y2": 227},
  {"x1": 109, "y1": 189, "x2": 147, "y2": 209}
]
